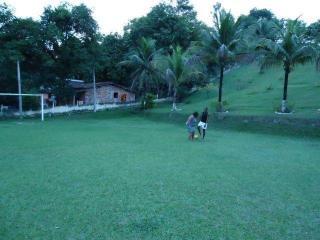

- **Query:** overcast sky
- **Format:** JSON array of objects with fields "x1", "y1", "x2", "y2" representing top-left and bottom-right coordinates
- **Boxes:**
[{"x1": 2, "y1": 0, "x2": 319, "y2": 34}]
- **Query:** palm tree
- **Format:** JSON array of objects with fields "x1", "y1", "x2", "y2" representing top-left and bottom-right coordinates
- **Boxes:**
[
  {"x1": 241, "y1": 18, "x2": 281, "y2": 74},
  {"x1": 120, "y1": 37, "x2": 160, "y2": 95},
  {"x1": 256, "y1": 19, "x2": 315, "y2": 113},
  {"x1": 247, "y1": 18, "x2": 279, "y2": 48},
  {"x1": 306, "y1": 22, "x2": 320, "y2": 71},
  {"x1": 250, "y1": 18, "x2": 279, "y2": 41},
  {"x1": 162, "y1": 46, "x2": 204, "y2": 111},
  {"x1": 208, "y1": 3, "x2": 242, "y2": 112}
]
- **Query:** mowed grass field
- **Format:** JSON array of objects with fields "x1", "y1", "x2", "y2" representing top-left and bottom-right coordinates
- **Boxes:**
[{"x1": 0, "y1": 110, "x2": 319, "y2": 239}]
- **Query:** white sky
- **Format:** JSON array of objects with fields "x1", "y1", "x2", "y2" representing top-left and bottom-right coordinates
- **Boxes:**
[{"x1": 2, "y1": 0, "x2": 319, "y2": 34}]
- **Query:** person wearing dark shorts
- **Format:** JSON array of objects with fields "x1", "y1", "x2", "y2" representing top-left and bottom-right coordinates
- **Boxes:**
[{"x1": 197, "y1": 107, "x2": 208, "y2": 140}]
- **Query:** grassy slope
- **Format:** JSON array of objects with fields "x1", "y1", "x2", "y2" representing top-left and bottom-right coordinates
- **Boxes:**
[
  {"x1": 173, "y1": 63, "x2": 320, "y2": 118},
  {"x1": 1, "y1": 111, "x2": 320, "y2": 239}
]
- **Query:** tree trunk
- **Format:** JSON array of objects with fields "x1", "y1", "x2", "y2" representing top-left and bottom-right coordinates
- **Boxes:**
[
  {"x1": 282, "y1": 68, "x2": 289, "y2": 101},
  {"x1": 156, "y1": 85, "x2": 160, "y2": 99},
  {"x1": 216, "y1": 65, "x2": 224, "y2": 112},
  {"x1": 218, "y1": 65, "x2": 224, "y2": 103},
  {"x1": 281, "y1": 67, "x2": 290, "y2": 112},
  {"x1": 172, "y1": 88, "x2": 177, "y2": 111},
  {"x1": 145, "y1": 75, "x2": 150, "y2": 94},
  {"x1": 155, "y1": 77, "x2": 160, "y2": 99},
  {"x1": 142, "y1": 91, "x2": 146, "y2": 109}
]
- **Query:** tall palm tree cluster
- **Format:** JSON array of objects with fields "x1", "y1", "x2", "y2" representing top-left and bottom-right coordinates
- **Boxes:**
[{"x1": 121, "y1": 4, "x2": 319, "y2": 113}]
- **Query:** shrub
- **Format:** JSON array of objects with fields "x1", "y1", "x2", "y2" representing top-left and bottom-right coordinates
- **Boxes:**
[{"x1": 140, "y1": 93, "x2": 155, "y2": 110}]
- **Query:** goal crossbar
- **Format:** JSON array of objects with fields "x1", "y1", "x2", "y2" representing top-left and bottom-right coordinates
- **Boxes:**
[
  {"x1": 0, "y1": 93, "x2": 45, "y2": 121},
  {"x1": 0, "y1": 93, "x2": 43, "y2": 97}
]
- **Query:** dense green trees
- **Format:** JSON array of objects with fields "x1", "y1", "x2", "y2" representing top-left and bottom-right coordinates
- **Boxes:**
[
  {"x1": 40, "y1": 3, "x2": 101, "y2": 104},
  {"x1": 0, "y1": 1, "x2": 204, "y2": 104},
  {"x1": 123, "y1": 0, "x2": 201, "y2": 51},
  {"x1": 0, "y1": 14, "x2": 48, "y2": 93},
  {"x1": 99, "y1": 34, "x2": 129, "y2": 86},
  {"x1": 0, "y1": 1, "x2": 319, "y2": 112}
]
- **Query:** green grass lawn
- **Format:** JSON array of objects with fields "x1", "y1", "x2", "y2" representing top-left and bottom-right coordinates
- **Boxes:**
[
  {"x1": 175, "y1": 63, "x2": 320, "y2": 119},
  {"x1": 1, "y1": 110, "x2": 319, "y2": 239}
]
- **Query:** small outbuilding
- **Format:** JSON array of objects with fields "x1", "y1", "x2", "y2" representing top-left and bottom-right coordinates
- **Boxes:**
[{"x1": 68, "y1": 80, "x2": 135, "y2": 105}]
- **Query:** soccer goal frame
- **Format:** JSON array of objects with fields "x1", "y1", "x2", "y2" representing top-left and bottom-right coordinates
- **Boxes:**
[{"x1": 0, "y1": 93, "x2": 45, "y2": 121}]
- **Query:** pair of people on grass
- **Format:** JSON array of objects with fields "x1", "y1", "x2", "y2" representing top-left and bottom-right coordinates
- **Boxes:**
[{"x1": 186, "y1": 107, "x2": 208, "y2": 140}]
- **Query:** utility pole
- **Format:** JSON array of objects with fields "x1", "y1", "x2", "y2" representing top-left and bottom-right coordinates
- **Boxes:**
[
  {"x1": 17, "y1": 60, "x2": 22, "y2": 117},
  {"x1": 93, "y1": 68, "x2": 97, "y2": 112}
]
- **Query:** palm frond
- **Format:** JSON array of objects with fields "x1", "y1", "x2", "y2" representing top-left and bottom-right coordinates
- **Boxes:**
[
  {"x1": 256, "y1": 19, "x2": 315, "y2": 74},
  {"x1": 291, "y1": 46, "x2": 315, "y2": 64},
  {"x1": 120, "y1": 37, "x2": 160, "y2": 93}
]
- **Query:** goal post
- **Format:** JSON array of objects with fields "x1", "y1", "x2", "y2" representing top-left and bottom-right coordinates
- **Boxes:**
[{"x1": 0, "y1": 93, "x2": 45, "y2": 121}]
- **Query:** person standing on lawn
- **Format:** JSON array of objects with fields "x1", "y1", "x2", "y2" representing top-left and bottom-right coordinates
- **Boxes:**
[
  {"x1": 198, "y1": 107, "x2": 209, "y2": 140},
  {"x1": 186, "y1": 112, "x2": 199, "y2": 140}
]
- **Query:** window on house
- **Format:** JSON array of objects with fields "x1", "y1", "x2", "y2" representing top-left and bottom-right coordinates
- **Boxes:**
[{"x1": 113, "y1": 92, "x2": 119, "y2": 98}]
